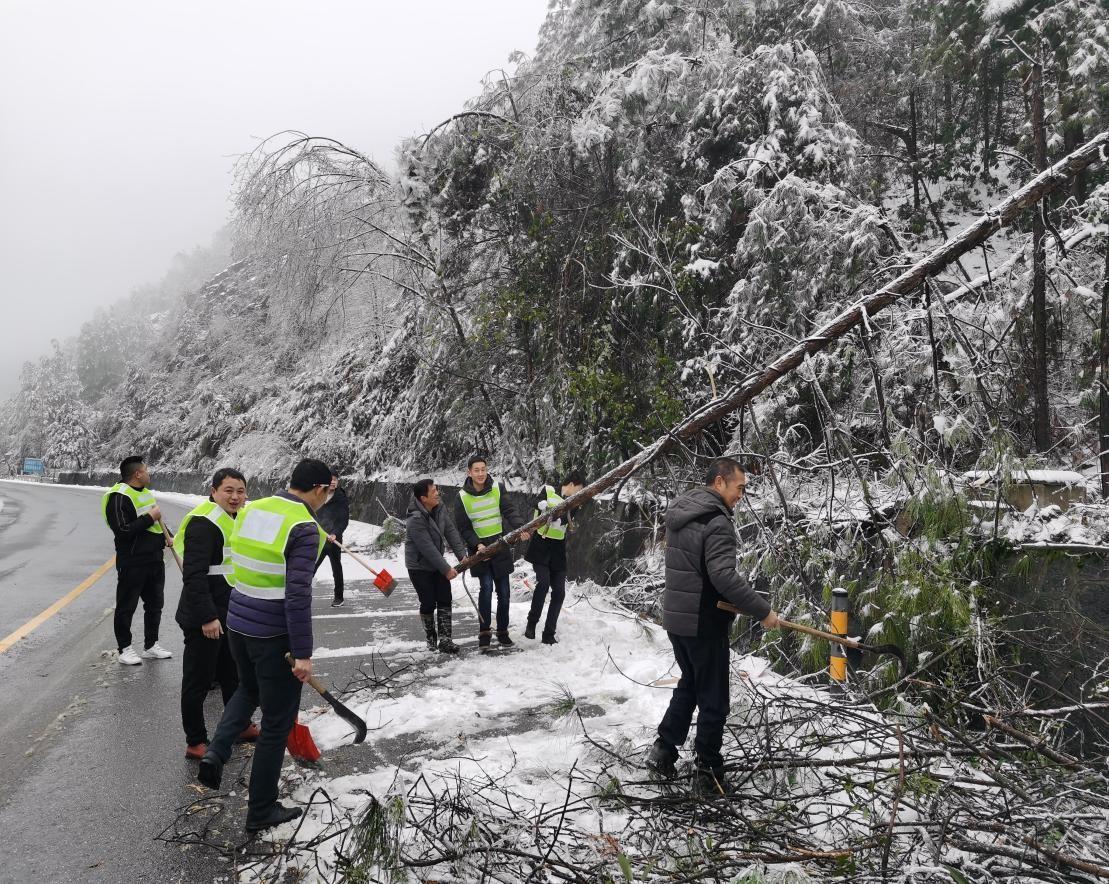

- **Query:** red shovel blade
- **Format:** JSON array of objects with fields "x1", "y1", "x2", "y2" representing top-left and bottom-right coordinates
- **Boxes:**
[
  {"x1": 286, "y1": 716, "x2": 320, "y2": 762},
  {"x1": 374, "y1": 570, "x2": 397, "y2": 596}
]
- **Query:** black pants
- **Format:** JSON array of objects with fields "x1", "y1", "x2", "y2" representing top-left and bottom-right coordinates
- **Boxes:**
[
  {"x1": 410, "y1": 569, "x2": 451, "y2": 615},
  {"x1": 527, "y1": 564, "x2": 566, "y2": 637},
  {"x1": 113, "y1": 561, "x2": 165, "y2": 651},
  {"x1": 656, "y1": 633, "x2": 731, "y2": 770},
  {"x1": 180, "y1": 624, "x2": 239, "y2": 746},
  {"x1": 314, "y1": 537, "x2": 344, "y2": 600},
  {"x1": 477, "y1": 570, "x2": 510, "y2": 639},
  {"x1": 207, "y1": 632, "x2": 303, "y2": 823}
]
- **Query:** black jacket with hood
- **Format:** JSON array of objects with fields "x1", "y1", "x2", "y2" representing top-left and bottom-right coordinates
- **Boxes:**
[
  {"x1": 453, "y1": 476, "x2": 523, "y2": 579},
  {"x1": 405, "y1": 494, "x2": 467, "y2": 575},
  {"x1": 175, "y1": 502, "x2": 234, "y2": 630},
  {"x1": 661, "y1": 486, "x2": 771, "y2": 638}
]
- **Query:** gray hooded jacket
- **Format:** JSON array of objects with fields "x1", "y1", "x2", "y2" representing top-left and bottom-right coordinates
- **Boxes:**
[
  {"x1": 405, "y1": 494, "x2": 468, "y2": 576},
  {"x1": 662, "y1": 486, "x2": 771, "y2": 637}
]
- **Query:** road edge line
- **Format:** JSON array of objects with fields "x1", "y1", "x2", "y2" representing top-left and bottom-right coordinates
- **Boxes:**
[{"x1": 0, "y1": 557, "x2": 116, "y2": 654}]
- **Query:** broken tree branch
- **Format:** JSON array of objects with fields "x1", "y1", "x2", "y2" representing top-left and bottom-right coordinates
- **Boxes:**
[{"x1": 455, "y1": 130, "x2": 1109, "y2": 575}]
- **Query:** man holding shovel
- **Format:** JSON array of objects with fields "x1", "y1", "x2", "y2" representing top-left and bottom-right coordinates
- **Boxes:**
[
  {"x1": 454, "y1": 455, "x2": 529, "y2": 652},
  {"x1": 197, "y1": 458, "x2": 330, "y2": 834},
  {"x1": 646, "y1": 457, "x2": 779, "y2": 794},
  {"x1": 174, "y1": 467, "x2": 259, "y2": 759},
  {"x1": 102, "y1": 455, "x2": 174, "y2": 665}
]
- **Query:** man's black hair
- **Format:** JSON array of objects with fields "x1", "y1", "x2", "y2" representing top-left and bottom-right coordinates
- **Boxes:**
[
  {"x1": 703, "y1": 457, "x2": 744, "y2": 486},
  {"x1": 413, "y1": 477, "x2": 435, "y2": 500},
  {"x1": 120, "y1": 455, "x2": 144, "y2": 481},
  {"x1": 211, "y1": 467, "x2": 246, "y2": 489},
  {"x1": 467, "y1": 454, "x2": 488, "y2": 469},
  {"x1": 561, "y1": 470, "x2": 586, "y2": 488},
  {"x1": 289, "y1": 458, "x2": 332, "y2": 491}
]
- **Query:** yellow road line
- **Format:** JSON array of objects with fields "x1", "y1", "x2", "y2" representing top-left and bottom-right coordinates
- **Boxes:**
[{"x1": 0, "y1": 556, "x2": 116, "y2": 654}]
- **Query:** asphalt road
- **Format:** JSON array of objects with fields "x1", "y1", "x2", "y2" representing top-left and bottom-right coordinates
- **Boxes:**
[{"x1": 0, "y1": 479, "x2": 460, "y2": 884}]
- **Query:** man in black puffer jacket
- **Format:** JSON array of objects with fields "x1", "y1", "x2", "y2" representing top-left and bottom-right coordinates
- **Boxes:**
[
  {"x1": 314, "y1": 472, "x2": 350, "y2": 607},
  {"x1": 647, "y1": 457, "x2": 779, "y2": 793}
]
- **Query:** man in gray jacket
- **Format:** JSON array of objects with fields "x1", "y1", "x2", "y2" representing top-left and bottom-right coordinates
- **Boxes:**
[
  {"x1": 647, "y1": 457, "x2": 779, "y2": 793},
  {"x1": 406, "y1": 478, "x2": 468, "y2": 653}
]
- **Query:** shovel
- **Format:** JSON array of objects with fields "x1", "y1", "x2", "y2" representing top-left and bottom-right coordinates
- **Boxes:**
[
  {"x1": 716, "y1": 601, "x2": 906, "y2": 674},
  {"x1": 285, "y1": 653, "x2": 368, "y2": 744},
  {"x1": 286, "y1": 715, "x2": 322, "y2": 762},
  {"x1": 331, "y1": 539, "x2": 396, "y2": 596}
]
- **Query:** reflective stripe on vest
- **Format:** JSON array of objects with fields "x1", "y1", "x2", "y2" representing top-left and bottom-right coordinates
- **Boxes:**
[
  {"x1": 101, "y1": 482, "x2": 164, "y2": 535},
  {"x1": 229, "y1": 496, "x2": 326, "y2": 600},
  {"x1": 535, "y1": 485, "x2": 567, "y2": 541},
  {"x1": 459, "y1": 483, "x2": 503, "y2": 539},
  {"x1": 173, "y1": 500, "x2": 237, "y2": 583}
]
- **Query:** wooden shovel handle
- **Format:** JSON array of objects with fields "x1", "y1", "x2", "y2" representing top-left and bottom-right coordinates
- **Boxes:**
[
  {"x1": 716, "y1": 600, "x2": 862, "y2": 651},
  {"x1": 331, "y1": 539, "x2": 381, "y2": 577},
  {"x1": 285, "y1": 652, "x2": 328, "y2": 695}
]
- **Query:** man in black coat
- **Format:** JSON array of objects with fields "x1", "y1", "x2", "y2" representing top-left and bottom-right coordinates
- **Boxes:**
[
  {"x1": 524, "y1": 470, "x2": 586, "y2": 645},
  {"x1": 175, "y1": 468, "x2": 257, "y2": 758},
  {"x1": 647, "y1": 457, "x2": 779, "y2": 793},
  {"x1": 313, "y1": 471, "x2": 350, "y2": 607},
  {"x1": 405, "y1": 478, "x2": 468, "y2": 653}
]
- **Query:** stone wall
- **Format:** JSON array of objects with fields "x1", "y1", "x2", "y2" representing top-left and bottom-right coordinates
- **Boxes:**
[{"x1": 58, "y1": 470, "x2": 652, "y2": 585}]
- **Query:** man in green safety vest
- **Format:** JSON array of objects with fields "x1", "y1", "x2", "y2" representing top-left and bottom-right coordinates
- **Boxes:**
[
  {"x1": 524, "y1": 470, "x2": 586, "y2": 645},
  {"x1": 197, "y1": 458, "x2": 330, "y2": 834},
  {"x1": 102, "y1": 455, "x2": 174, "y2": 666},
  {"x1": 454, "y1": 454, "x2": 529, "y2": 652},
  {"x1": 174, "y1": 467, "x2": 258, "y2": 759}
]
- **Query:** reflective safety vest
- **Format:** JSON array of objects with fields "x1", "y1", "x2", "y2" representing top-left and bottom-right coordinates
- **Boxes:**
[
  {"x1": 229, "y1": 496, "x2": 326, "y2": 600},
  {"x1": 534, "y1": 485, "x2": 567, "y2": 541},
  {"x1": 174, "y1": 500, "x2": 236, "y2": 580},
  {"x1": 101, "y1": 482, "x2": 163, "y2": 535},
  {"x1": 459, "y1": 483, "x2": 503, "y2": 539}
]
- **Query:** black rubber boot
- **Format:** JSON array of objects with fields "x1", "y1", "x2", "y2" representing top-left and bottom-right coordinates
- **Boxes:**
[
  {"x1": 420, "y1": 614, "x2": 437, "y2": 651},
  {"x1": 478, "y1": 629, "x2": 493, "y2": 653},
  {"x1": 694, "y1": 763, "x2": 730, "y2": 798},
  {"x1": 496, "y1": 630, "x2": 514, "y2": 647},
  {"x1": 541, "y1": 632, "x2": 557, "y2": 645},
  {"x1": 437, "y1": 608, "x2": 460, "y2": 654},
  {"x1": 523, "y1": 620, "x2": 537, "y2": 640}
]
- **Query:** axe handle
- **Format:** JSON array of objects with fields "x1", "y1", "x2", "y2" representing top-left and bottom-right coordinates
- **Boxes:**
[
  {"x1": 716, "y1": 600, "x2": 863, "y2": 651},
  {"x1": 285, "y1": 652, "x2": 329, "y2": 696},
  {"x1": 160, "y1": 521, "x2": 183, "y2": 573}
]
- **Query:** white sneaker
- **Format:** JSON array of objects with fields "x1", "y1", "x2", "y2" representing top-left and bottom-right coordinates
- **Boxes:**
[
  {"x1": 118, "y1": 646, "x2": 143, "y2": 666},
  {"x1": 141, "y1": 642, "x2": 173, "y2": 660}
]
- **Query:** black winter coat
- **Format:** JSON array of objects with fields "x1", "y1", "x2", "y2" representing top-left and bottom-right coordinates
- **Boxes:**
[
  {"x1": 661, "y1": 487, "x2": 771, "y2": 638},
  {"x1": 316, "y1": 487, "x2": 350, "y2": 538},
  {"x1": 105, "y1": 488, "x2": 166, "y2": 565},
  {"x1": 175, "y1": 506, "x2": 233, "y2": 630},
  {"x1": 453, "y1": 477, "x2": 523, "y2": 578},
  {"x1": 405, "y1": 494, "x2": 467, "y2": 575}
]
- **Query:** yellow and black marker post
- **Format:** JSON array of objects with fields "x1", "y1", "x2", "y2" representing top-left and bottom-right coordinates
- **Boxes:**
[{"x1": 829, "y1": 587, "x2": 849, "y2": 682}]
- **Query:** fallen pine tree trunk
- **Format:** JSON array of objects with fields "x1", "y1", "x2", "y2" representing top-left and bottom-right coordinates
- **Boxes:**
[{"x1": 456, "y1": 130, "x2": 1109, "y2": 575}]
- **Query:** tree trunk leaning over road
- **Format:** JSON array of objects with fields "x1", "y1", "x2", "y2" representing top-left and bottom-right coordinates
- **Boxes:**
[{"x1": 455, "y1": 131, "x2": 1109, "y2": 575}]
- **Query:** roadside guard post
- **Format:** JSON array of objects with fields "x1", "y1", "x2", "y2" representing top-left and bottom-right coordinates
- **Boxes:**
[{"x1": 829, "y1": 587, "x2": 849, "y2": 682}]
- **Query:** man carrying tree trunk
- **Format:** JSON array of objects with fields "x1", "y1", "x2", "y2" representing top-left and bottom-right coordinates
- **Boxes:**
[
  {"x1": 174, "y1": 467, "x2": 260, "y2": 759},
  {"x1": 197, "y1": 458, "x2": 330, "y2": 834},
  {"x1": 102, "y1": 455, "x2": 174, "y2": 665},
  {"x1": 647, "y1": 457, "x2": 779, "y2": 795},
  {"x1": 454, "y1": 455, "x2": 529, "y2": 652},
  {"x1": 523, "y1": 470, "x2": 586, "y2": 645},
  {"x1": 405, "y1": 478, "x2": 468, "y2": 654}
]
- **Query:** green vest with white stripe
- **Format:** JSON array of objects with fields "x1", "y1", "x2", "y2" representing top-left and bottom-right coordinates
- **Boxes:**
[
  {"x1": 534, "y1": 485, "x2": 567, "y2": 541},
  {"x1": 101, "y1": 482, "x2": 164, "y2": 534},
  {"x1": 229, "y1": 496, "x2": 326, "y2": 600},
  {"x1": 174, "y1": 500, "x2": 237, "y2": 582},
  {"x1": 459, "y1": 482, "x2": 503, "y2": 539}
]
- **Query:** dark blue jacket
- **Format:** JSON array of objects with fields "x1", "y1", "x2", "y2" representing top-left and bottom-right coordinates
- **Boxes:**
[{"x1": 227, "y1": 492, "x2": 320, "y2": 658}]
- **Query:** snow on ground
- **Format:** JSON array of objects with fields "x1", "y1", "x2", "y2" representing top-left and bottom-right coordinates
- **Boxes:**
[{"x1": 244, "y1": 538, "x2": 904, "y2": 883}]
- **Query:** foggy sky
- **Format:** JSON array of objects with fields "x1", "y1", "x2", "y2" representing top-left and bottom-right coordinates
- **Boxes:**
[{"x1": 0, "y1": 0, "x2": 549, "y2": 398}]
